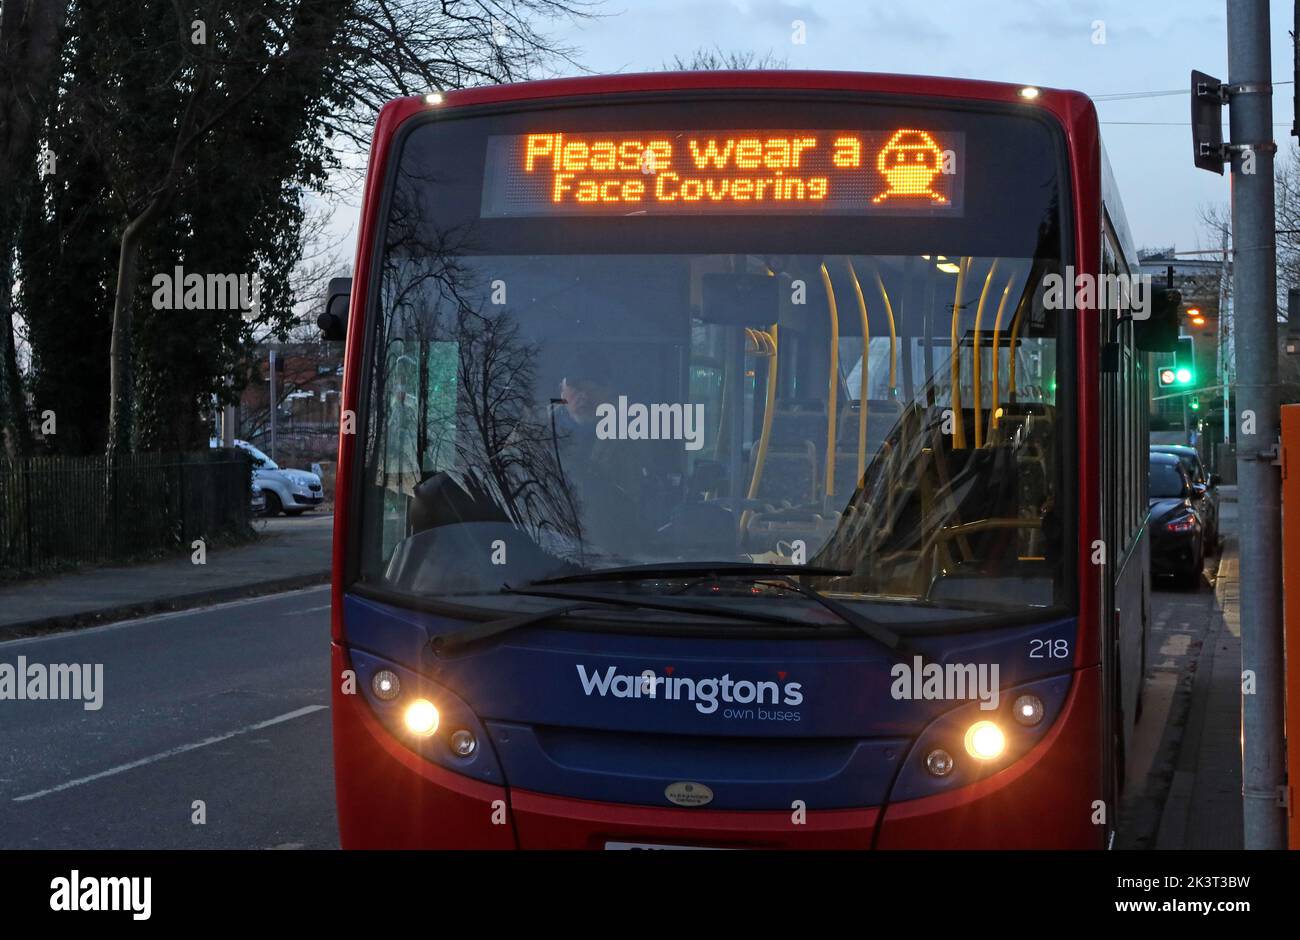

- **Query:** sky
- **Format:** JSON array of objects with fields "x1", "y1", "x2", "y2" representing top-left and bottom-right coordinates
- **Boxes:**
[{"x1": 320, "y1": 0, "x2": 1298, "y2": 266}]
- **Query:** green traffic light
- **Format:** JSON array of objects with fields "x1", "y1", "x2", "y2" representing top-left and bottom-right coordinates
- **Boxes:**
[
  {"x1": 1175, "y1": 367, "x2": 1193, "y2": 384},
  {"x1": 1189, "y1": 398, "x2": 1200, "y2": 411}
]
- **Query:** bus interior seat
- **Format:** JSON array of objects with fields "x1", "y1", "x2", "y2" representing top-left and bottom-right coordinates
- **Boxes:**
[
  {"x1": 386, "y1": 471, "x2": 582, "y2": 593},
  {"x1": 748, "y1": 439, "x2": 818, "y2": 506},
  {"x1": 835, "y1": 402, "x2": 901, "y2": 455},
  {"x1": 408, "y1": 471, "x2": 510, "y2": 533},
  {"x1": 746, "y1": 399, "x2": 825, "y2": 507},
  {"x1": 765, "y1": 399, "x2": 826, "y2": 450}
]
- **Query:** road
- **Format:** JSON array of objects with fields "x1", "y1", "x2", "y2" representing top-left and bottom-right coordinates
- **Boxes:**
[
  {"x1": 0, "y1": 539, "x2": 1227, "y2": 849},
  {"x1": 0, "y1": 586, "x2": 336, "y2": 849}
]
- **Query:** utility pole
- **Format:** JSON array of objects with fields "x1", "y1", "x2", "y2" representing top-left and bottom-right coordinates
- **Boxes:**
[
  {"x1": 269, "y1": 347, "x2": 277, "y2": 462},
  {"x1": 222, "y1": 404, "x2": 236, "y2": 447},
  {"x1": 1226, "y1": 0, "x2": 1287, "y2": 848},
  {"x1": 221, "y1": 374, "x2": 236, "y2": 448}
]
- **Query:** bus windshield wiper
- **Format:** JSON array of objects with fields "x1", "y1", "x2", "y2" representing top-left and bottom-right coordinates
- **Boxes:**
[
  {"x1": 529, "y1": 561, "x2": 851, "y2": 586},
  {"x1": 429, "y1": 586, "x2": 837, "y2": 654},
  {"x1": 526, "y1": 562, "x2": 917, "y2": 660}
]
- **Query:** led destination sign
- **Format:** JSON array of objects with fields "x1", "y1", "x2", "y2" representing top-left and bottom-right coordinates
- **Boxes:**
[{"x1": 480, "y1": 127, "x2": 965, "y2": 217}]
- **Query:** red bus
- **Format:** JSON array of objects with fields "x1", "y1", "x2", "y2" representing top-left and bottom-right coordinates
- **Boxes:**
[{"x1": 323, "y1": 71, "x2": 1174, "y2": 849}]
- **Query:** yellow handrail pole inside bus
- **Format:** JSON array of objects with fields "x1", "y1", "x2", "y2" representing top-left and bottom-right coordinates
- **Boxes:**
[
  {"x1": 971, "y1": 259, "x2": 1000, "y2": 449},
  {"x1": 846, "y1": 260, "x2": 870, "y2": 484},
  {"x1": 1007, "y1": 289, "x2": 1027, "y2": 401},
  {"x1": 987, "y1": 272, "x2": 1016, "y2": 441},
  {"x1": 872, "y1": 271, "x2": 898, "y2": 399},
  {"x1": 949, "y1": 258, "x2": 968, "y2": 449},
  {"x1": 743, "y1": 265, "x2": 780, "y2": 537},
  {"x1": 819, "y1": 263, "x2": 840, "y2": 499},
  {"x1": 743, "y1": 326, "x2": 778, "y2": 510}
]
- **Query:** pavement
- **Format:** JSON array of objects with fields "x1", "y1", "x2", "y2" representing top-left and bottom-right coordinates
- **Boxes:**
[
  {"x1": 1116, "y1": 486, "x2": 1243, "y2": 849},
  {"x1": 1154, "y1": 489, "x2": 1243, "y2": 848},
  {"x1": 0, "y1": 514, "x2": 333, "y2": 641}
]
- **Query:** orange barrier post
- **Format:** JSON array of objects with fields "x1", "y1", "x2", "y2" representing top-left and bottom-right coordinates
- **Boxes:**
[{"x1": 1281, "y1": 404, "x2": 1300, "y2": 847}]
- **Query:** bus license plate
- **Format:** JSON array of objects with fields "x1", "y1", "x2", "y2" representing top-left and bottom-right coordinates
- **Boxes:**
[{"x1": 604, "y1": 841, "x2": 726, "y2": 850}]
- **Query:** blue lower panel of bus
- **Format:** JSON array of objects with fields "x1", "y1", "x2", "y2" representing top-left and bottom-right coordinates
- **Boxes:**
[
  {"x1": 344, "y1": 592, "x2": 1078, "y2": 811},
  {"x1": 485, "y1": 721, "x2": 908, "y2": 810}
]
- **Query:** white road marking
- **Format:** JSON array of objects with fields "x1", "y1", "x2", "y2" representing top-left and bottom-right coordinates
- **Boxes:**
[
  {"x1": 282, "y1": 604, "x2": 332, "y2": 616},
  {"x1": 11, "y1": 705, "x2": 328, "y2": 803},
  {"x1": 0, "y1": 584, "x2": 330, "y2": 649}
]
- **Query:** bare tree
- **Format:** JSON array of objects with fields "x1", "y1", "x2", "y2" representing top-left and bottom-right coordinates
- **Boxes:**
[
  {"x1": 282, "y1": 200, "x2": 351, "y2": 342},
  {"x1": 1193, "y1": 145, "x2": 1300, "y2": 405},
  {"x1": 451, "y1": 304, "x2": 582, "y2": 543},
  {"x1": 1274, "y1": 144, "x2": 1300, "y2": 302},
  {"x1": 664, "y1": 46, "x2": 787, "y2": 71},
  {"x1": 324, "y1": 0, "x2": 598, "y2": 192}
]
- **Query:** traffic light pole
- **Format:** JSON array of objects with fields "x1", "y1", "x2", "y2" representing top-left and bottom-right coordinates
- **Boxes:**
[{"x1": 1226, "y1": 0, "x2": 1287, "y2": 849}]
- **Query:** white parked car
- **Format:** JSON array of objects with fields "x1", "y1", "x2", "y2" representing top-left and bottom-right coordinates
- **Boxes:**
[{"x1": 211, "y1": 438, "x2": 324, "y2": 516}]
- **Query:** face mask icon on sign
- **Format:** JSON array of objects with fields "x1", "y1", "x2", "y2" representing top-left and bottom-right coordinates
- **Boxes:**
[{"x1": 873, "y1": 128, "x2": 949, "y2": 206}]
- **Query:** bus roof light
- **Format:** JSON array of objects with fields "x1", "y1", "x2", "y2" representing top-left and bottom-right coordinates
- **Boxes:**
[
  {"x1": 424, "y1": 92, "x2": 444, "y2": 105},
  {"x1": 1019, "y1": 86, "x2": 1040, "y2": 100}
]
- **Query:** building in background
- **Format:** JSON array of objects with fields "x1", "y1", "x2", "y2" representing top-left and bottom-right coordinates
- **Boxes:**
[
  {"x1": 237, "y1": 342, "x2": 344, "y2": 496},
  {"x1": 1139, "y1": 250, "x2": 1233, "y2": 478}
]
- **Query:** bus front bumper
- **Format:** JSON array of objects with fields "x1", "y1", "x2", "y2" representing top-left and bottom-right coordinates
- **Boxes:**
[{"x1": 333, "y1": 645, "x2": 1102, "y2": 849}]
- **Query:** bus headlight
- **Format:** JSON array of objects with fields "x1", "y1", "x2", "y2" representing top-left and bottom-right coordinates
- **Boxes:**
[
  {"x1": 889, "y1": 674, "x2": 1071, "y2": 802},
  {"x1": 349, "y1": 649, "x2": 503, "y2": 783},
  {"x1": 963, "y1": 720, "x2": 1006, "y2": 761},
  {"x1": 403, "y1": 699, "x2": 440, "y2": 736}
]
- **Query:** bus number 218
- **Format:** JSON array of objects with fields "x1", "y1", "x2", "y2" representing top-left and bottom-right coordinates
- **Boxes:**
[{"x1": 1029, "y1": 639, "x2": 1070, "y2": 659}]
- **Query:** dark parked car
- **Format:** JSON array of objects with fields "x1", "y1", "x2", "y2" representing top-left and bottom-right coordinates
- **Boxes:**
[
  {"x1": 1148, "y1": 452, "x2": 1205, "y2": 588},
  {"x1": 1151, "y1": 444, "x2": 1220, "y2": 549}
]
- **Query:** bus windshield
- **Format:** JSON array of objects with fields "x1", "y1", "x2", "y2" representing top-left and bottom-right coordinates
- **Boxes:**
[{"x1": 355, "y1": 97, "x2": 1070, "y2": 618}]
